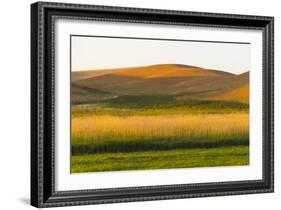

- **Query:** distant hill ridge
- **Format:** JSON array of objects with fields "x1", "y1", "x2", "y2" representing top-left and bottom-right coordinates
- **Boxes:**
[
  {"x1": 72, "y1": 64, "x2": 249, "y2": 104},
  {"x1": 72, "y1": 64, "x2": 236, "y2": 81}
]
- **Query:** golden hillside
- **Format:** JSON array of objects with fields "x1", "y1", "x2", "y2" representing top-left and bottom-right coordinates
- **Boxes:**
[{"x1": 72, "y1": 64, "x2": 249, "y2": 104}]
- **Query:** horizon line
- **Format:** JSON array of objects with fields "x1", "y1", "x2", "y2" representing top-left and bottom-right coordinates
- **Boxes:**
[{"x1": 72, "y1": 63, "x2": 249, "y2": 76}]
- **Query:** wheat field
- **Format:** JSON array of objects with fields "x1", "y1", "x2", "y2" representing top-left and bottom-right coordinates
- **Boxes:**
[
  {"x1": 71, "y1": 112, "x2": 249, "y2": 172},
  {"x1": 72, "y1": 113, "x2": 249, "y2": 156},
  {"x1": 72, "y1": 113, "x2": 248, "y2": 143}
]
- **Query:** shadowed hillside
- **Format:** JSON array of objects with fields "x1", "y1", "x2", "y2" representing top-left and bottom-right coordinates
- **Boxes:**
[{"x1": 72, "y1": 64, "x2": 249, "y2": 104}]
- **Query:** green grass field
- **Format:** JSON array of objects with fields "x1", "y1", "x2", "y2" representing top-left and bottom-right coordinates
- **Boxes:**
[
  {"x1": 71, "y1": 146, "x2": 249, "y2": 173},
  {"x1": 71, "y1": 95, "x2": 249, "y2": 173}
]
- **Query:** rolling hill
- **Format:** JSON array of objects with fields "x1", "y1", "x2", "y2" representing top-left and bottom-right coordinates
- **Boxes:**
[
  {"x1": 213, "y1": 84, "x2": 249, "y2": 104},
  {"x1": 72, "y1": 64, "x2": 249, "y2": 104}
]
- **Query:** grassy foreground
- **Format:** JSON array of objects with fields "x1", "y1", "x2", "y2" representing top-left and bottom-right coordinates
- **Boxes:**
[{"x1": 71, "y1": 146, "x2": 249, "y2": 173}]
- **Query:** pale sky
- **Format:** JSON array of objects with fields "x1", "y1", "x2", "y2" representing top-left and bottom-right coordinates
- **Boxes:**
[{"x1": 71, "y1": 36, "x2": 250, "y2": 75}]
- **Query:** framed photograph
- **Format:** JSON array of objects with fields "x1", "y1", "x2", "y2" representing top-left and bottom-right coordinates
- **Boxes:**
[{"x1": 31, "y1": 1, "x2": 274, "y2": 208}]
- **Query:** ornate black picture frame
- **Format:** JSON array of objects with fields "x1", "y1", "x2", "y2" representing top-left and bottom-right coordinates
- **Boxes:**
[{"x1": 31, "y1": 1, "x2": 274, "y2": 208}]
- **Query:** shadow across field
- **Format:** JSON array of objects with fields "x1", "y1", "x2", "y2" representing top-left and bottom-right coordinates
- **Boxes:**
[
  {"x1": 72, "y1": 136, "x2": 249, "y2": 155},
  {"x1": 103, "y1": 95, "x2": 249, "y2": 110},
  {"x1": 72, "y1": 95, "x2": 249, "y2": 118}
]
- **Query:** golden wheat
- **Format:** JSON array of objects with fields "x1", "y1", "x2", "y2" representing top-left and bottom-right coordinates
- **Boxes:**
[{"x1": 72, "y1": 113, "x2": 249, "y2": 143}]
